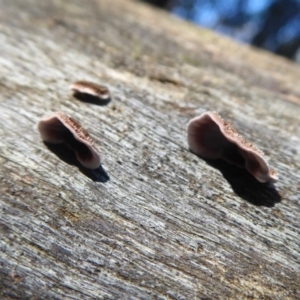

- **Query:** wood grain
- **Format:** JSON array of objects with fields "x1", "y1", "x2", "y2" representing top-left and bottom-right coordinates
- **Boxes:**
[{"x1": 0, "y1": 0, "x2": 300, "y2": 299}]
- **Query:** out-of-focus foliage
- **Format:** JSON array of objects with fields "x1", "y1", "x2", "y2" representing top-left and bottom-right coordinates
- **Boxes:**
[{"x1": 141, "y1": 0, "x2": 300, "y2": 61}]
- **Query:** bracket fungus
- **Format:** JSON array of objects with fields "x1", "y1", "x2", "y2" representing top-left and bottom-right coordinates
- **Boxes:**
[
  {"x1": 71, "y1": 81, "x2": 111, "y2": 104},
  {"x1": 187, "y1": 111, "x2": 278, "y2": 183},
  {"x1": 38, "y1": 112, "x2": 101, "y2": 169}
]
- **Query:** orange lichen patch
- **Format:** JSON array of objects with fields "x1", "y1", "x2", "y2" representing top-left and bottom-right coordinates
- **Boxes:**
[
  {"x1": 38, "y1": 112, "x2": 101, "y2": 169},
  {"x1": 71, "y1": 81, "x2": 111, "y2": 103},
  {"x1": 187, "y1": 111, "x2": 277, "y2": 183}
]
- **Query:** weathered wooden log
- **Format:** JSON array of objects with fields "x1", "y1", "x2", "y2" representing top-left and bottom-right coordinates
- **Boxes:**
[{"x1": 0, "y1": 0, "x2": 300, "y2": 299}]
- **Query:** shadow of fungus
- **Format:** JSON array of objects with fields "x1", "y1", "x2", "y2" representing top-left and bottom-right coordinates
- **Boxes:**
[
  {"x1": 203, "y1": 158, "x2": 281, "y2": 207},
  {"x1": 44, "y1": 142, "x2": 110, "y2": 183},
  {"x1": 73, "y1": 91, "x2": 111, "y2": 106}
]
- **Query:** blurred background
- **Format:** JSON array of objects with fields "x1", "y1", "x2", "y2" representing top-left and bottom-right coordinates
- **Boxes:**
[{"x1": 141, "y1": 0, "x2": 300, "y2": 62}]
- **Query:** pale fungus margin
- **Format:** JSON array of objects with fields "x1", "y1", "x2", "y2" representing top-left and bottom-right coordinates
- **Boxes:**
[{"x1": 187, "y1": 111, "x2": 278, "y2": 183}]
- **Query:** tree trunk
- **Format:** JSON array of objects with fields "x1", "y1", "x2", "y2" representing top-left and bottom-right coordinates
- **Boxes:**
[{"x1": 1, "y1": 0, "x2": 300, "y2": 299}]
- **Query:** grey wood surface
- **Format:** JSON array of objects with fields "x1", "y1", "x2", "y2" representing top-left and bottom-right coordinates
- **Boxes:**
[{"x1": 0, "y1": 0, "x2": 300, "y2": 299}]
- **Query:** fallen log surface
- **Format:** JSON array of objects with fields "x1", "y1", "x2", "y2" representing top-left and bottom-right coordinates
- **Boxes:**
[{"x1": 0, "y1": 0, "x2": 300, "y2": 299}]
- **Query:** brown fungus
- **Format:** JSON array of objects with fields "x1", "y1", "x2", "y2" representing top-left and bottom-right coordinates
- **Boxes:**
[
  {"x1": 187, "y1": 111, "x2": 278, "y2": 183},
  {"x1": 38, "y1": 112, "x2": 101, "y2": 169},
  {"x1": 71, "y1": 81, "x2": 111, "y2": 104}
]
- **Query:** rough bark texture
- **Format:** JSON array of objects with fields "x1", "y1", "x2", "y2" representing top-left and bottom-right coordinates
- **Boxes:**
[{"x1": 0, "y1": 0, "x2": 300, "y2": 299}]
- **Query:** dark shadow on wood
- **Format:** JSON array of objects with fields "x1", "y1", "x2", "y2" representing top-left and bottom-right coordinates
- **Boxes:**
[
  {"x1": 44, "y1": 142, "x2": 110, "y2": 182},
  {"x1": 202, "y1": 158, "x2": 281, "y2": 207},
  {"x1": 73, "y1": 92, "x2": 111, "y2": 106}
]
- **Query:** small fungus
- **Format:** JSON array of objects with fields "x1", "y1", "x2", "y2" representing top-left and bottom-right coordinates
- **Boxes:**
[
  {"x1": 38, "y1": 112, "x2": 101, "y2": 169},
  {"x1": 187, "y1": 111, "x2": 278, "y2": 183},
  {"x1": 71, "y1": 81, "x2": 111, "y2": 104}
]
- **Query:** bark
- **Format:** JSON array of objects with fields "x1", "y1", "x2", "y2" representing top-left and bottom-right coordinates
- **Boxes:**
[{"x1": 0, "y1": 0, "x2": 300, "y2": 299}]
